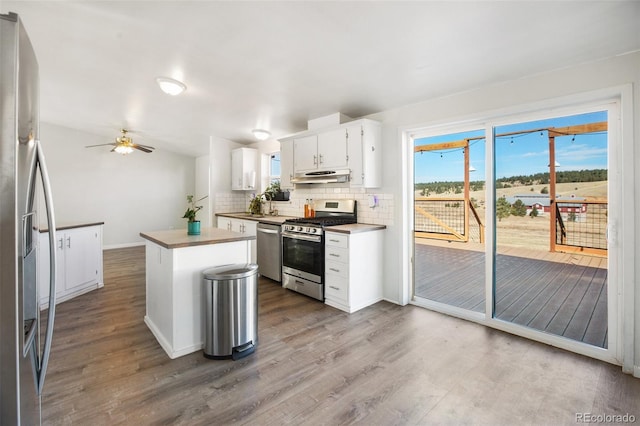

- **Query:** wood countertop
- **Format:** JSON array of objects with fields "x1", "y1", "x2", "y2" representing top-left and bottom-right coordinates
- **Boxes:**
[
  {"x1": 324, "y1": 223, "x2": 387, "y2": 234},
  {"x1": 139, "y1": 227, "x2": 255, "y2": 249},
  {"x1": 215, "y1": 213, "x2": 385, "y2": 233},
  {"x1": 216, "y1": 212, "x2": 299, "y2": 225},
  {"x1": 40, "y1": 221, "x2": 104, "y2": 233}
]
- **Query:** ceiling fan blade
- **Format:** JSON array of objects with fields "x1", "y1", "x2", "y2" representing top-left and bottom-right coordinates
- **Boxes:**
[
  {"x1": 132, "y1": 145, "x2": 154, "y2": 153},
  {"x1": 134, "y1": 143, "x2": 155, "y2": 150},
  {"x1": 85, "y1": 143, "x2": 117, "y2": 148}
]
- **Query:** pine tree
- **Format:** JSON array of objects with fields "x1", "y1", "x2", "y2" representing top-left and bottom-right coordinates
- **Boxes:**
[
  {"x1": 511, "y1": 199, "x2": 527, "y2": 216},
  {"x1": 496, "y1": 197, "x2": 511, "y2": 221}
]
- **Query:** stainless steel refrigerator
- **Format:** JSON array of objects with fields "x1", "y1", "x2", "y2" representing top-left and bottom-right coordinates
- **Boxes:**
[{"x1": 1, "y1": 12, "x2": 58, "y2": 424}]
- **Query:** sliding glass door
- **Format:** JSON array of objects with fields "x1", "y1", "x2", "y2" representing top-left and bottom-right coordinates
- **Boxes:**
[
  {"x1": 493, "y1": 111, "x2": 609, "y2": 348},
  {"x1": 411, "y1": 102, "x2": 617, "y2": 358},
  {"x1": 413, "y1": 129, "x2": 486, "y2": 313}
]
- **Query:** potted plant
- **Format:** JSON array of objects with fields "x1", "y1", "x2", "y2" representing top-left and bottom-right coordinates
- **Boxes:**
[
  {"x1": 248, "y1": 193, "x2": 264, "y2": 216},
  {"x1": 182, "y1": 195, "x2": 207, "y2": 235},
  {"x1": 264, "y1": 180, "x2": 289, "y2": 202}
]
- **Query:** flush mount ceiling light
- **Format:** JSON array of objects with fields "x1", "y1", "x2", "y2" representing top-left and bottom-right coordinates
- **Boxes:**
[
  {"x1": 156, "y1": 77, "x2": 187, "y2": 96},
  {"x1": 252, "y1": 129, "x2": 271, "y2": 140}
]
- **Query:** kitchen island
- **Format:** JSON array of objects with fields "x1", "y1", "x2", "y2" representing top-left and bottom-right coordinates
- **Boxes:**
[{"x1": 140, "y1": 227, "x2": 255, "y2": 359}]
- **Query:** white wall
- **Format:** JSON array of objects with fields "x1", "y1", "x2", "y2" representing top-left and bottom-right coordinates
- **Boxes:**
[
  {"x1": 208, "y1": 136, "x2": 246, "y2": 221},
  {"x1": 40, "y1": 123, "x2": 196, "y2": 247},
  {"x1": 195, "y1": 155, "x2": 211, "y2": 227}
]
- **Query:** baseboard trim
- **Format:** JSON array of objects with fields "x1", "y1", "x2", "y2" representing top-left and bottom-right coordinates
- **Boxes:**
[
  {"x1": 144, "y1": 315, "x2": 203, "y2": 359},
  {"x1": 104, "y1": 242, "x2": 145, "y2": 250}
]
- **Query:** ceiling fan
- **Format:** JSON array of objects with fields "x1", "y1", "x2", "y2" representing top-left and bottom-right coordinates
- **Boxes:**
[{"x1": 85, "y1": 129, "x2": 155, "y2": 154}]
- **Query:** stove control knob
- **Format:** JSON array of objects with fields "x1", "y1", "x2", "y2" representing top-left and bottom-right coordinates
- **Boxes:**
[
  {"x1": 297, "y1": 226, "x2": 303, "y2": 232},
  {"x1": 310, "y1": 228, "x2": 317, "y2": 233}
]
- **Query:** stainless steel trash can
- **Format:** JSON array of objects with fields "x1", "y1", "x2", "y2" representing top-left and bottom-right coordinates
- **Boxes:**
[{"x1": 202, "y1": 263, "x2": 258, "y2": 360}]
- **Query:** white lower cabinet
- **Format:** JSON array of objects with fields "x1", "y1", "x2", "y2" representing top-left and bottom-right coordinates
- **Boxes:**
[
  {"x1": 217, "y1": 217, "x2": 257, "y2": 263},
  {"x1": 38, "y1": 223, "x2": 104, "y2": 308},
  {"x1": 324, "y1": 229, "x2": 383, "y2": 313}
]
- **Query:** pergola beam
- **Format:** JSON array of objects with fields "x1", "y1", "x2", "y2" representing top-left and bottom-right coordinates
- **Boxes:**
[{"x1": 413, "y1": 121, "x2": 607, "y2": 153}]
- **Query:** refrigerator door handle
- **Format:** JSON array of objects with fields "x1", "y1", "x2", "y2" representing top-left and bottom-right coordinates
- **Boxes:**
[{"x1": 35, "y1": 140, "x2": 57, "y2": 395}]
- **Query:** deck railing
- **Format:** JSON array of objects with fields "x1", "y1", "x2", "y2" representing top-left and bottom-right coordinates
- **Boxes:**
[
  {"x1": 554, "y1": 199, "x2": 607, "y2": 256},
  {"x1": 414, "y1": 197, "x2": 484, "y2": 243}
]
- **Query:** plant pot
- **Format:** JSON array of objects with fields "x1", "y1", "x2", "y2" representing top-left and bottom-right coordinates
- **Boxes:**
[
  {"x1": 273, "y1": 190, "x2": 290, "y2": 201},
  {"x1": 187, "y1": 220, "x2": 201, "y2": 235}
]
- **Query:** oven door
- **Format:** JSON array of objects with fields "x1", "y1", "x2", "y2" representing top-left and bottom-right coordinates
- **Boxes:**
[{"x1": 282, "y1": 232, "x2": 323, "y2": 283}]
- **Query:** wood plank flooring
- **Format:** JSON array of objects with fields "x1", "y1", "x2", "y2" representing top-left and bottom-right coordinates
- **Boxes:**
[
  {"x1": 41, "y1": 246, "x2": 639, "y2": 424},
  {"x1": 414, "y1": 243, "x2": 608, "y2": 347}
]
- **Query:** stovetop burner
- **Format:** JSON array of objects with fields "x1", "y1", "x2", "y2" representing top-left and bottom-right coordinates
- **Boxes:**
[{"x1": 284, "y1": 216, "x2": 357, "y2": 227}]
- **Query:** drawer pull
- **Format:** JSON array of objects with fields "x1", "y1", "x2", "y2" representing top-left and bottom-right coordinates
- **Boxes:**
[
  {"x1": 329, "y1": 239, "x2": 340, "y2": 243},
  {"x1": 329, "y1": 285, "x2": 340, "y2": 291},
  {"x1": 329, "y1": 268, "x2": 340, "y2": 273},
  {"x1": 329, "y1": 253, "x2": 341, "y2": 257}
]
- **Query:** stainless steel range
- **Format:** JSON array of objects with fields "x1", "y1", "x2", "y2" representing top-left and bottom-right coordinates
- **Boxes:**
[{"x1": 281, "y1": 199, "x2": 357, "y2": 300}]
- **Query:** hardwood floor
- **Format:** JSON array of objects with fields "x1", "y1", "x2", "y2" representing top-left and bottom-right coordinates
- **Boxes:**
[{"x1": 41, "y1": 246, "x2": 639, "y2": 424}]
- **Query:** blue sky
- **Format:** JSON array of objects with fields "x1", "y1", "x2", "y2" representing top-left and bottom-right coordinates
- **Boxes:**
[{"x1": 414, "y1": 111, "x2": 608, "y2": 183}]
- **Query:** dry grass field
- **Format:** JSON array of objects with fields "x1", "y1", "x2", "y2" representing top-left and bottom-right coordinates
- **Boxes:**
[{"x1": 415, "y1": 181, "x2": 608, "y2": 252}]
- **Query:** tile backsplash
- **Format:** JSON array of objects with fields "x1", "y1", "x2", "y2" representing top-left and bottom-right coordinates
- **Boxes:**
[{"x1": 216, "y1": 187, "x2": 394, "y2": 226}]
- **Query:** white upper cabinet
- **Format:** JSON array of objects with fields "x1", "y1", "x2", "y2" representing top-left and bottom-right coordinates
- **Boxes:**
[
  {"x1": 347, "y1": 120, "x2": 381, "y2": 188},
  {"x1": 231, "y1": 147, "x2": 258, "y2": 190},
  {"x1": 317, "y1": 128, "x2": 348, "y2": 169},
  {"x1": 294, "y1": 129, "x2": 349, "y2": 173},
  {"x1": 280, "y1": 118, "x2": 381, "y2": 188},
  {"x1": 293, "y1": 134, "x2": 318, "y2": 172}
]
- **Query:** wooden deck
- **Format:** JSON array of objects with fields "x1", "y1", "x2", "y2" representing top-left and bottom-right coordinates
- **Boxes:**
[{"x1": 414, "y1": 242, "x2": 608, "y2": 348}]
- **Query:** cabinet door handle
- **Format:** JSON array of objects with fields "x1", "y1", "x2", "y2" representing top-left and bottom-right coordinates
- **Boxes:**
[
  {"x1": 313, "y1": 154, "x2": 317, "y2": 165},
  {"x1": 58, "y1": 238, "x2": 64, "y2": 250},
  {"x1": 66, "y1": 236, "x2": 71, "y2": 249},
  {"x1": 319, "y1": 154, "x2": 323, "y2": 164}
]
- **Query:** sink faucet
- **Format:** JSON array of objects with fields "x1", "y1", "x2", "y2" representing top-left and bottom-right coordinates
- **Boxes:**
[{"x1": 265, "y1": 194, "x2": 276, "y2": 216}]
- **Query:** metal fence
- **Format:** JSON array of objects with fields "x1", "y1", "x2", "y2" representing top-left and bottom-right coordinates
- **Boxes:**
[
  {"x1": 555, "y1": 200, "x2": 608, "y2": 255},
  {"x1": 415, "y1": 197, "x2": 484, "y2": 243}
]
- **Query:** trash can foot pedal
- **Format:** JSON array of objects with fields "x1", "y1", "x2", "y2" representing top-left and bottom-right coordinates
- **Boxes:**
[{"x1": 232, "y1": 342, "x2": 255, "y2": 360}]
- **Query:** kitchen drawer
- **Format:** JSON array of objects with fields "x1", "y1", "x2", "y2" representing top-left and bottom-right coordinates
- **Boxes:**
[
  {"x1": 325, "y1": 246, "x2": 348, "y2": 263},
  {"x1": 325, "y1": 275, "x2": 348, "y2": 303},
  {"x1": 326, "y1": 259, "x2": 348, "y2": 278},
  {"x1": 325, "y1": 233, "x2": 348, "y2": 249}
]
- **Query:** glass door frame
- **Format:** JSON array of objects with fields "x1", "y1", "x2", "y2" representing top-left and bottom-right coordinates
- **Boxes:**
[{"x1": 403, "y1": 88, "x2": 631, "y2": 367}]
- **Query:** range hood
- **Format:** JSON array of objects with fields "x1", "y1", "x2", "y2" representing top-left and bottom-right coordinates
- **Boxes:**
[{"x1": 290, "y1": 169, "x2": 350, "y2": 184}]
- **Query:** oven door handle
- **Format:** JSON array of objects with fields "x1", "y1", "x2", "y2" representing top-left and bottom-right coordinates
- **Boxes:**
[{"x1": 282, "y1": 232, "x2": 322, "y2": 243}]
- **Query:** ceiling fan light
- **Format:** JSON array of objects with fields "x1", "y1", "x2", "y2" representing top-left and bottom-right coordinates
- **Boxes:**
[
  {"x1": 114, "y1": 145, "x2": 134, "y2": 155},
  {"x1": 252, "y1": 129, "x2": 271, "y2": 140},
  {"x1": 156, "y1": 77, "x2": 187, "y2": 96}
]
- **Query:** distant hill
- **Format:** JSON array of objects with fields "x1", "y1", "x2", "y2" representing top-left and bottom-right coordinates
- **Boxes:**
[{"x1": 415, "y1": 169, "x2": 607, "y2": 195}]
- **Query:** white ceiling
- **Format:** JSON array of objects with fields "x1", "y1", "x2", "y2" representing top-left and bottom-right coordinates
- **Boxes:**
[{"x1": 4, "y1": 1, "x2": 639, "y2": 156}]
